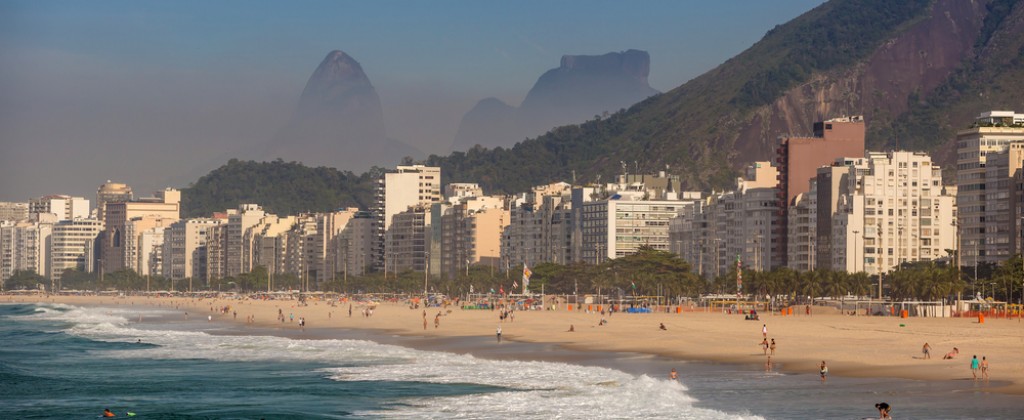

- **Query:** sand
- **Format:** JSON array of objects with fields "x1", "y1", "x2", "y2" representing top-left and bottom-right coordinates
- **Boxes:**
[{"x1": 10, "y1": 294, "x2": 1024, "y2": 395}]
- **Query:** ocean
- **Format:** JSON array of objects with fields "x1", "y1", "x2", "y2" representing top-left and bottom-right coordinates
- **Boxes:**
[{"x1": 1, "y1": 302, "x2": 1021, "y2": 419}]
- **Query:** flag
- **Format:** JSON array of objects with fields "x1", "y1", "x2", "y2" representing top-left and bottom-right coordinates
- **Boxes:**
[
  {"x1": 490, "y1": 288, "x2": 496, "y2": 294},
  {"x1": 470, "y1": 285, "x2": 474, "y2": 294},
  {"x1": 512, "y1": 280, "x2": 519, "y2": 289},
  {"x1": 522, "y1": 264, "x2": 532, "y2": 290},
  {"x1": 499, "y1": 285, "x2": 505, "y2": 295},
  {"x1": 631, "y1": 281, "x2": 636, "y2": 290}
]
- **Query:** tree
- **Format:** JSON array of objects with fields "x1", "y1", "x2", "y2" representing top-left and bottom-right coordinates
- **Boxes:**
[{"x1": 4, "y1": 270, "x2": 45, "y2": 291}]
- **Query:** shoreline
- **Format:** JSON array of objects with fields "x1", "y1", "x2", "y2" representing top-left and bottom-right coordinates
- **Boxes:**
[{"x1": 9, "y1": 294, "x2": 1024, "y2": 396}]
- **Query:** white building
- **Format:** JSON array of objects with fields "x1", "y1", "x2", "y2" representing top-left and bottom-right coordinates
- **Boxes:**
[
  {"x1": 48, "y1": 219, "x2": 103, "y2": 284},
  {"x1": 1, "y1": 220, "x2": 52, "y2": 287},
  {"x1": 832, "y1": 151, "x2": 957, "y2": 274},
  {"x1": 29, "y1": 195, "x2": 90, "y2": 221}
]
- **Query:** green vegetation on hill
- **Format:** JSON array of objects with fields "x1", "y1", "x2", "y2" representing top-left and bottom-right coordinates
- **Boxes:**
[
  {"x1": 181, "y1": 159, "x2": 376, "y2": 218},
  {"x1": 427, "y1": 0, "x2": 933, "y2": 194}
]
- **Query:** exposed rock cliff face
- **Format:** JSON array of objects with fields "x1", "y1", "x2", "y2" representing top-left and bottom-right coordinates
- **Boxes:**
[
  {"x1": 263, "y1": 50, "x2": 420, "y2": 171},
  {"x1": 452, "y1": 50, "x2": 659, "y2": 151},
  {"x1": 734, "y1": 0, "x2": 988, "y2": 165}
]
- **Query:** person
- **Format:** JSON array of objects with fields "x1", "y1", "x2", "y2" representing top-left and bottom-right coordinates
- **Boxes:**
[
  {"x1": 760, "y1": 338, "x2": 769, "y2": 355},
  {"x1": 207, "y1": 315, "x2": 212, "y2": 322},
  {"x1": 659, "y1": 323, "x2": 667, "y2": 331},
  {"x1": 922, "y1": 342, "x2": 931, "y2": 359},
  {"x1": 971, "y1": 355, "x2": 980, "y2": 380},
  {"x1": 943, "y1": 347, "x2": 959, "y2": 359},
  {"x1": 434, "y1": 313, "x2": 440, "y2": 328},
  {"x1": 875, "y1": 402, "x2": 891, "y2": 419},
  {"x1": 765, "y1": 356, "x2": 772, "y2": 371},
  {"x1": 762, "y1": 324, "x2": 767, "y2": 338},
  {"x1": 567, "y1": 324, "x2": 575, "y2": 332},
  {"x1": 136, "y1": 339, "x2": 141, "y2": 344},
  {"x1": 669, "y1": 368, "x2": 678, "y2": 381},
  {"x1": 769, "y1": 338, "x2": 776, "y2": 355},
  {"x1": 103, "y1": 408, "x2": 116, "y2": 417},
  {"x1": 819, "y1": 361, "x2": 828, "y2": 383},
  {"x1": 981, "y1": 356, "x2": 989, "y2": 381},
  {"x1": 496, "y1": 325, "x2": 502, "y2": 343}
]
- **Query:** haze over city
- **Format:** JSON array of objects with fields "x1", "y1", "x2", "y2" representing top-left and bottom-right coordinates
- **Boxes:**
[{"x1": 0, "y1": 0, "x2": 823, "y2": 201}]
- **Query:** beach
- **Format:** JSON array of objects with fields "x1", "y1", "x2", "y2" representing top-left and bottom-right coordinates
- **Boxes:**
[{"x1": 10, "y1": 294, "x2": 1024, "y2": 395}]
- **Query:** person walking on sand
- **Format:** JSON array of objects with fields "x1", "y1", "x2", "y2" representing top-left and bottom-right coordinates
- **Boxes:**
[
  {"x1": 922, "y1": 342, "x2": 931, "y2": 359},
  {"x1": 760, "y1": 338, "x2": 769, "y2": 355},
  {"x1": 434, "y1": 313, "x2": 440, "y2": 329},
  {"x1": 971, "y1": 355, "x2": 980, "y2": 380},
  {"x1": 770, "y1": 338, "x2": 776, "y2": 356},
  {"x1": 819, "y1": 361, "x2": 828, "y2": 383},
  {"x1": 981, "y1": 356, "x2": 989, "y2": 381},
  {"x1": 761, "y1": 324, "x2": 767, "y2": 339}
]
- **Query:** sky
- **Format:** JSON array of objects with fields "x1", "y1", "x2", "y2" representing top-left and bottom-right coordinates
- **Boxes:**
[{"x1": 0, "y1": 0, "x2": 824, "y2": 202}]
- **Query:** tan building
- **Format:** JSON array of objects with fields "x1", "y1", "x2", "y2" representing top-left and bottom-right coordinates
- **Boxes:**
[
  {"x1": 440, "y1": 196, "x2": 508, "y2": 279},
  {"x1": 776, "y1": 116, "x2": 865, "y2": 265},
  {"x1": 955, "y1": 111, "x2": 1024, "y2": 266},
  {"x1": 0, "y1": 202, "x2": 29, "y2": 222},
  {"x1": 163, "y1": 218, "x2": 221, "y2": 283},
  {"x1": 375, "y1": 165, "x2": 442, "y2": 271},
  {"x1": 336, "y1": 211, "x2": 376, "y2": 278},
  {"x1": 101, "y1": 189, "x2": 180, "y2": 274},
  {"x1": 96, "y1": 181, "x2": 133, "y2": 222}
]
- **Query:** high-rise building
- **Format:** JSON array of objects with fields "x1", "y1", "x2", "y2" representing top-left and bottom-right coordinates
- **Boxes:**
[
  {"x1": 336, "y1": 211, "x2": 376, "y2": 278},
  {"x1": 0, "y1": 202, "x2": 29, "y2": 222},
  {"x1": 670, "y1": 163, "x2": 778, "y2": 276},
  {"x1": 374, "y1": 165, "x2": 441, "y2": 271},
  {"x1": 96, "y1": 181, "x2": 133, "y2": 222},
  {"x1": 101, "y1": 189, "x2": 180, "y2": 273},
  {"x1": 163, "y1": 218, "x2": 220, "y2": 282},
  {"x1": 955, "y1": 111, "x2": 1024, "y2": 267},
  {"x1": 1, "y1": 220, "x2": 52, "y2": 287},
  {"x1": 28, "y1": 195, "x2": 90, "y2": 221},
  {"x1": 505, "y1": 182, "x2": 574, "y2": 270},
  {"x1": 49, "y1": 219, "x2": 103, "y2": 284},
  {"x1": 776, "y1": 116, "x2": 865, "y2": 265},
  {"x1": 831, "y1": 151, "x2": 956, "y2": 274},
  {"x1": 439, "y1": 196, "x2": 508, "y2": 279}
]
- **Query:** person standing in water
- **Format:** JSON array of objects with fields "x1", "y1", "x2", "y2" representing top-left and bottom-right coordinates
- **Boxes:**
[
  {"x1": 981, "y1": 356, "x2": 989, "y2": 381},
  {"x1": 971, "y1": 355, "x2": 980, "y2": 380},
  {"x1": 819, "y1": 361, "x2": 828, "y2": 383},
  {"x1": 496, "y1": 325, "x2": 502, "y2": 343},
  {"x1": 669, "y1": 368, "x2": 678, "y2": 381}
]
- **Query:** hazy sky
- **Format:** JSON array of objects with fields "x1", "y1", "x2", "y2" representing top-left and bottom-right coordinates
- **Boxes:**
[{"x1": 0, "y1": 0, "x2": 824, "y2": 202}]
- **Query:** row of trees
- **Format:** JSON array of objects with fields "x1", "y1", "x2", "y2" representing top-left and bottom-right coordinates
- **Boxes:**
[{"x1": 5, "y1": 248, "x2": 1022, "y2": 303}]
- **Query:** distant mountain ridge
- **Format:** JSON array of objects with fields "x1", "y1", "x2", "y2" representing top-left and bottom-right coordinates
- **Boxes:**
[
  {"x1": 188, "y1": 0, "x2": 1024, "y2": 213},
  {"x1": 451, "y1": 50, "x2": 659, "y2": 151},
  {"x1": 260, "y1": 50, "x2": 421, "y2": 172}
]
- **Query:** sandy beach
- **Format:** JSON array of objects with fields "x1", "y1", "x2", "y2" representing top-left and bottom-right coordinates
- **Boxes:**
[{"x1": 10, "y1": 294, "x2": 1024, "y2": 395}]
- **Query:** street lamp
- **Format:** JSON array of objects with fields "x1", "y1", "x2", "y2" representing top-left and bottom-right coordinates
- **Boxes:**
[{"x1": 852, "y1": 230, "x2": 860, "y2": 273}]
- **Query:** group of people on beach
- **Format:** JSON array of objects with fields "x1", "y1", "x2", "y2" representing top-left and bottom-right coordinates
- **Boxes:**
[{"x1": 923, "y1": 343, "x2": 990, "y2": 381}]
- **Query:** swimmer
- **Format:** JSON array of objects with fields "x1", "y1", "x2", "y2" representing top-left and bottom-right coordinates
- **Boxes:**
[
  {"x1": 875, "y1": 402, "x2": 891, "y2": 419},
  {"x1": 669, "y1": 368, "x2": 678, "y2": 381},
  {"x1": 103, "y1": 408, "x2": 116, "y2": 417}
]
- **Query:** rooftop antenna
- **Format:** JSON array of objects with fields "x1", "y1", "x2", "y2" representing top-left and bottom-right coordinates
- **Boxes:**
[{"x1": 572, "y1": 170, "x2": 577, "y2": 185}]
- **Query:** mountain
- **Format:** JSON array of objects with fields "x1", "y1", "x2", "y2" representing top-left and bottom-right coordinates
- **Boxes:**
[
  {"x1": 260, "y1": 50, "x2": 421, "y2": 172},
  {"x1": 430, "y1": 0, "x2": 1023, "y2": 194},
  {"x1": 451, "y1": 50, "x2": 659, "y2": 151},
  {"x1": 188, "y1": 0, "x2": 1024, "y2": 213}
]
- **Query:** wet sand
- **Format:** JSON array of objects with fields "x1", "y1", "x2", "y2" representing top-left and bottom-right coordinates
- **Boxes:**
[{"x1": 12, "y1": 294, "x2": 1024, "y2": 396}]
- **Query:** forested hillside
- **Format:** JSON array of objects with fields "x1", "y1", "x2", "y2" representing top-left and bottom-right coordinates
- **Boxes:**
[{"x1": 181, "y1": 159, "x2": 376, "y2": 217}]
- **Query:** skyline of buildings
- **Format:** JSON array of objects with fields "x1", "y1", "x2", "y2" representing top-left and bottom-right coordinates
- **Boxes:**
[{"x1": 3, "y1": 111, "x2": 1022, "y2": 292}]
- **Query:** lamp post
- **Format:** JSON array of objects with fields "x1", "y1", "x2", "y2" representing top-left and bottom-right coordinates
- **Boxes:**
[{"x1": 423, "y1": 251, "x2": 429, "y2": 304}]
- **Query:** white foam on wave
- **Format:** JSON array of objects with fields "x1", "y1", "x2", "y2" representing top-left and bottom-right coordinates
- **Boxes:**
[{"x1": 25, "y1": 304, "x2": 761, "y2": 419}]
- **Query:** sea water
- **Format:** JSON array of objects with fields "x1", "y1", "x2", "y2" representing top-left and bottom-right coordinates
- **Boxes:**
[
  {"x1": 0, "y1": 303, "x2": 752, "y2": 419},
  {"x1": 2, "y1": 303, "x2": 1022, "y2": 419}
]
